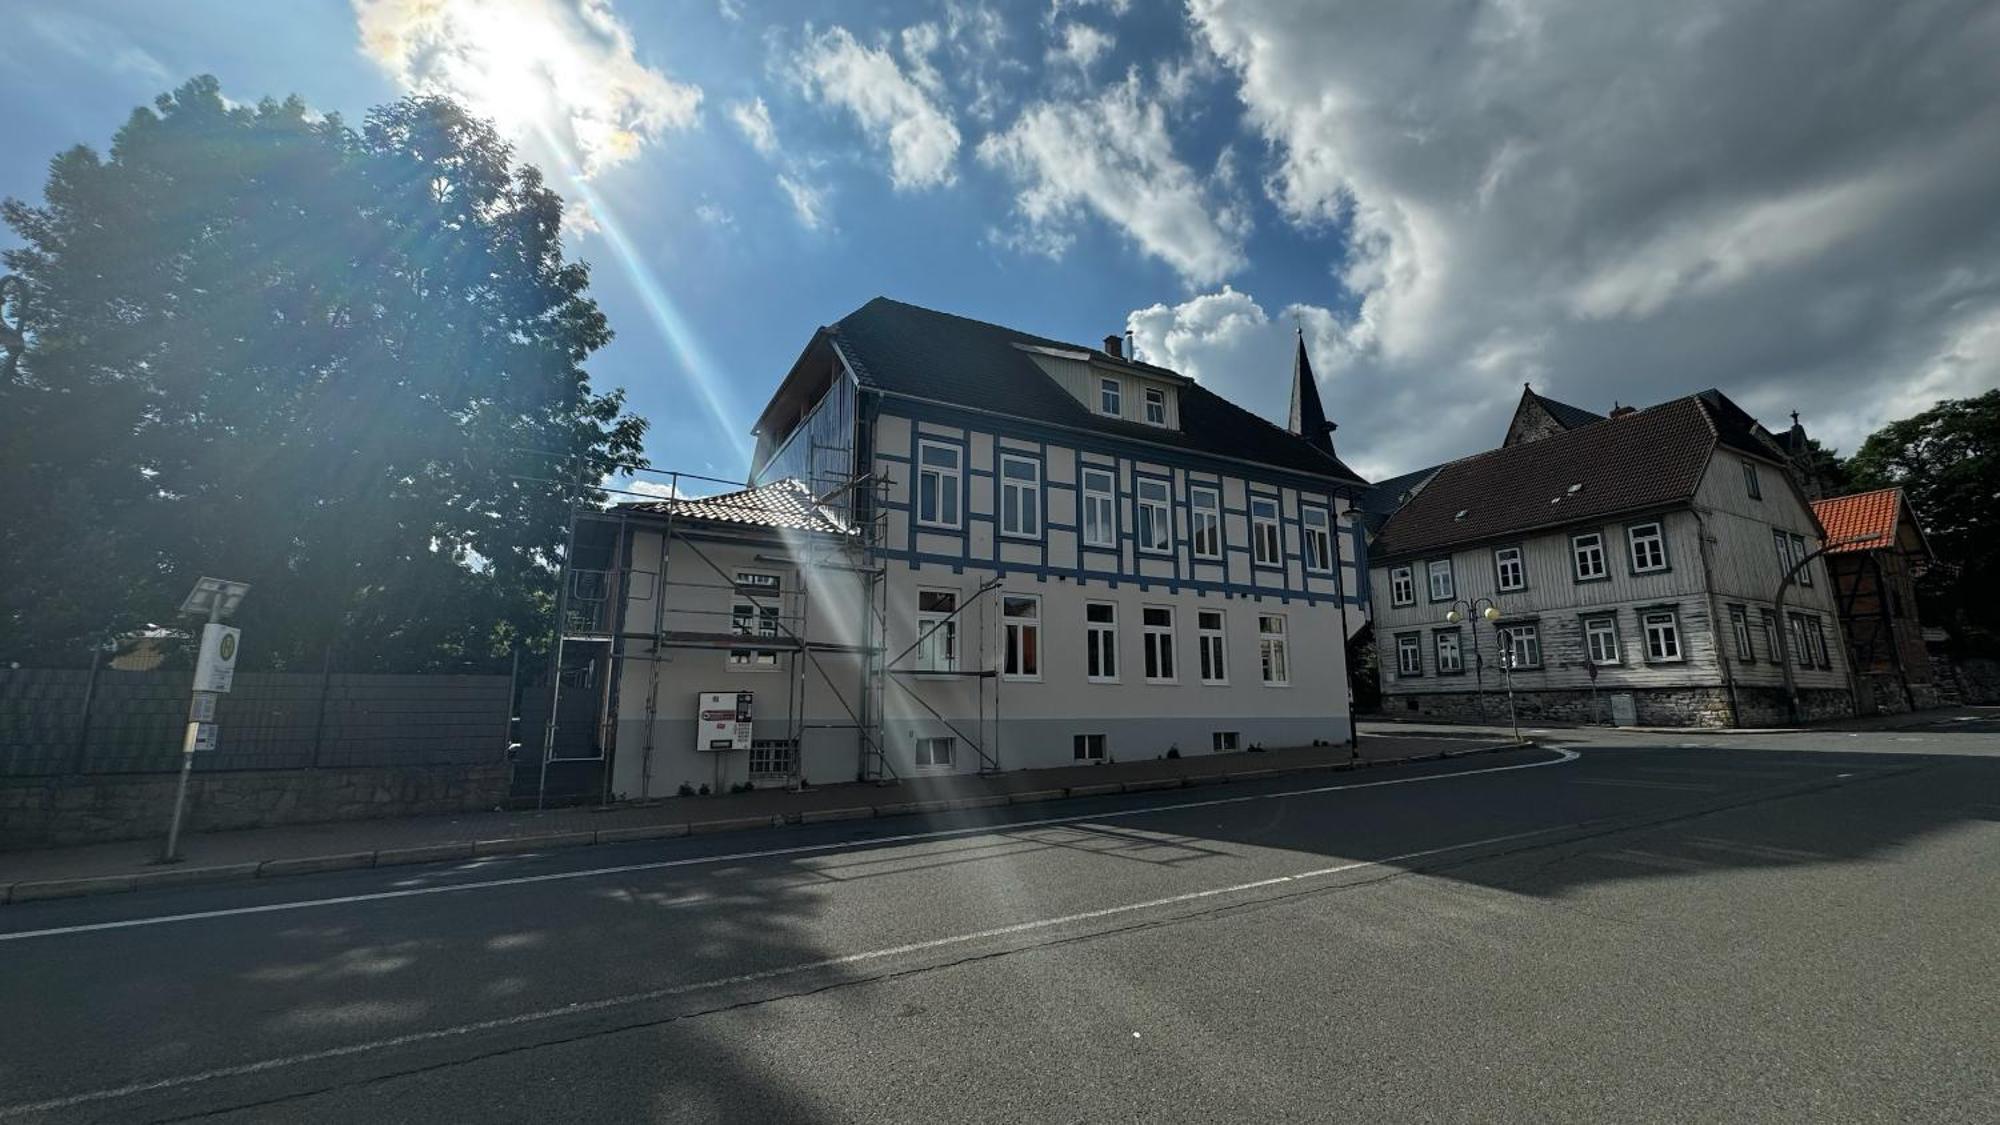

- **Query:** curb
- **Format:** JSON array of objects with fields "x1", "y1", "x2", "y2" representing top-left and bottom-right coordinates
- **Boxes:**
[{"x1": 1, "y1": 739, "x2": 1534, "y2": 905}]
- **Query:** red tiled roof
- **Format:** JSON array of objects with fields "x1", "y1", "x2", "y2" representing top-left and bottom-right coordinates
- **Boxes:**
[
  {"x1": 620, "y1": 478, "x2": 849, "y2": 535},
  {"x1": 1812, "y1": 488, "x2": 1902, "y2": 554}
]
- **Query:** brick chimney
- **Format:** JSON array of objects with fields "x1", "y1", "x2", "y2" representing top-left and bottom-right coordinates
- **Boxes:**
[
  {"x1": 1103, "y1": 333, "x2": 1123, "y2": 359},
  {"x1": 1610, "y1": 402, "x2": 1637, "y2": 418}
]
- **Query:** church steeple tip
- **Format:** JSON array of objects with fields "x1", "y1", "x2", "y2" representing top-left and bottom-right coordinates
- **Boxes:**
[{"x1": 1288, "y1": 329, "x2": 1336, "y2": 456}]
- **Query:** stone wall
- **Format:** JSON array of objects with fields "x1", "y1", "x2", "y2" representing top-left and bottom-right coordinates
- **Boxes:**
[
  {"x1": 0, "y1": 764, "x2": 511, "y2": 851},
  {"x1": 1384, "y1": 683, "x2": 1854, "y2": 728}
]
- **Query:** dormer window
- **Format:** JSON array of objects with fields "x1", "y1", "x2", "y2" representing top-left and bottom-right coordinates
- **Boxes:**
[
  {"x1": 1143, "y1": 387, "x2": 1166, "y2": 425},
  {"x1": 1099, "y1": 377, "x2": 1121, "y2": 416}
]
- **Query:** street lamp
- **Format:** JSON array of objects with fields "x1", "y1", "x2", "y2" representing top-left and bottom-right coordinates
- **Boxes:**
[{"x1": 1444, "y1": 597, "x2": 1521, "y2": 743}]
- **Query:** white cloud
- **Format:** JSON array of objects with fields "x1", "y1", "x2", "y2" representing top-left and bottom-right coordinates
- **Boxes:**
[
  {"x1": 1178, "y1": 0, "x2": 2000, "y2": 473},
  {"x1": 694, "y1": 202, "x2": 734, "y2": 228},
  {"x1": 354, "y1": 0, "x2": 701, "y2": 177},
  {"x1": 979, "y1": 72, "x2": 1248, "y2": 285},
  {"x1": 778, "y1": 174, "x2": 829, "y2": 231},
  {"x1": 794, "y1": 25, "x2": 962, "y2": 190},
  {"x1": 1046, "y1": 22, "x2": 1114, "y2": 71},
  {"x1": 717, "y1": 0, "x2": 742, "y2": 22},
  {"x1": 727, "y1": 97, "x2": 778, "y2": 156}
]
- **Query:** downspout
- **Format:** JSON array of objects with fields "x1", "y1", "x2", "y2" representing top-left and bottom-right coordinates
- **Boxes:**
[
  {"x1": 1690, "y1": 506, "x2": 1741, "y2": 728},
  {"x1": 1330, "y1": 499, "x2": 1359, "y2": 750}
]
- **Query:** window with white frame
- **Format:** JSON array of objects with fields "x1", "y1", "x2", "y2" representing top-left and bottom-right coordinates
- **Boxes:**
[
  {"x1": 1002, "y1": 595, "x2": 1040, "y2": 679},
  {"x1": 1628, "y1": 522, "x2": 1668, "y2": 573},
  {"x1": 1098, "y1": 377, "x2": 1121, "y2": 416},
  {"x1": 915, "y1": 589, "x2": 958, "y2": 672},
  {"x1": 1435, "y1": 630, "x2": 1463, "y2": 674},
  {"x1": 1791, "y1": 533, "x2": 1813, "y2": 586},
  {"x1": 1085, "y1": 602, "x2": 1118, "y2": 682},
  {"x1": 1143, "y1": 387, "x2": 1166, "y2": 425},
  {"x1": 999, "y1": 454, "x2": 1041, "y2": 539},
  {"x1": 1197, "y1": 609, "x2": 1227, "y2": 684},
  {"x1": 1788, "y1": 612, "x2": 1829, "y2": 667},
  {"x1": 1572, "y1": 533, "x2": 1607, "y2": 581},
  {"x1": 730, "y1": 572, "x2": 781, "y2": 666},
  {"x1": 1074, "y1": 733, "x2": 1106, "y2": 762},
  {"x1": 1396, "y1": 633, "x2": 1423, "y2": 676},
  {"x1": 1390, "y1": 565, "x2": 1415, "y2": 607},
  {"x1": 1729, "y1": 605, "x2": 1754, "y2": 660},
  {"x1": 1495, "y1": 546, "x2": 1526, "y2": 592},
  {"x1": 1190, "y1": 486, "x2": 1222, "y2": 559},
  {"x1": 1585, "y1": 616, "x2": 1619, "y2": 665},
  {"x1": 1136, "y1": 478, "x2": 1171, "y2": 552},
  {"x1": 1761, "y1": 609, "x2": 1780, "y2": 661},
  {"x1": 916, "y1": 441, "x2": 961, "y2": 528},
  {"x1": 1081, "y1": 468, "x2": 1116, "y2": 548},
  {"x1": 1499, "y1": 623, "x2": 1542, "y2": 669},
  {"x1": 1427, "y1": 558, "x2": 1455, "y2": 601},
  {"x1": 1212, "y1": 731, "x2": 1240, "y2": 752},
  {"x1": 1143, "y1": 606, "x2": 1176, "y2": 682},
  {"x1": 1259, "y1": 614, "x2": 1290, "y2": 685},
  {"x1": 1251, "y1": 497, "x2": 1281, "y2": 566},
  {"x1": 1743, "y1": 460, "x2": 1762, "y2": 500},
  {"x1": 748, "y1": 739, "x2": 796, "y2": 780},
  {"x1": 1643, "y1": 610, "x2": 1683, "y2": 661},
  {"x1": 1302, "y1": 505, "x2": 1333, "y2": 573},
  {"x1": 914, "y1": 736, "x2": 955, "y2": 769}
]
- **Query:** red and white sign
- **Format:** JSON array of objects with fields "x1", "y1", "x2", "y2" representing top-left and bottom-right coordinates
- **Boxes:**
[{"x1": 697, "y1": 691, "x2": 753, "y2": 751}]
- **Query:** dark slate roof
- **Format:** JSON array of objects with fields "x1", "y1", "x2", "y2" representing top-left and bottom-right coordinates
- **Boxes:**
[
  {"x1": 1529, "y1": 389, "x2": 1606, "y2": 432},
  {"x1": 620, "y1": 478, "x2": 849, "y2": 535},
  {"x1": 827, "y1": 298, "x2": 1365, "y2": 484},
  {"x1": 1373, "y1": 390, "x2": 1767, "y2": 561}
]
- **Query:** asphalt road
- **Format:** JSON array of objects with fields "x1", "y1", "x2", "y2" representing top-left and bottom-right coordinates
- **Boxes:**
[{"x1": 2, "y1": 730, "x2": 1997, "y2": 1123}]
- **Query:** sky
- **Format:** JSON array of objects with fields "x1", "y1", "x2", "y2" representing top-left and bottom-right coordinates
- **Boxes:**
[{"x1": 3, "y1": 0, "x2": 1997, "y2": 488}]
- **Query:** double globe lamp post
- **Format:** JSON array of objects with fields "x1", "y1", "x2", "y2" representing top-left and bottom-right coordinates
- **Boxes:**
[{"x1": 1444, "y1": 597, "x2": 1522, "y2": 743}]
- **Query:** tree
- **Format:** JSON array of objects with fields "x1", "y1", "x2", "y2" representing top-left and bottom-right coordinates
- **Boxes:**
[
  {"x1": 1845, "y1": 389, "x2": 2000, "y2": 649},
  {"x1": 1, "y1": 77, "x2": 644, "y2": 669}
]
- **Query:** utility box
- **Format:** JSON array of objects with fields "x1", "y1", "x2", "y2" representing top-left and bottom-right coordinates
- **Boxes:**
[
  {"x1": 698, "y1": 691, "x2": 754, "y2": 751},
  {"x1": 1609, "y1": 692, "x2": 1638, "y2": 728}
]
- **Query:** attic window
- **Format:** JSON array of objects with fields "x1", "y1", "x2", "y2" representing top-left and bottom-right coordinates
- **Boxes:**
[
  {"x1": 1454, "y1": 509, "x2": 1468, "y2": 521},
  {"x1": 1567, "y1": 483, "x2": 1584, "y2": 494}
]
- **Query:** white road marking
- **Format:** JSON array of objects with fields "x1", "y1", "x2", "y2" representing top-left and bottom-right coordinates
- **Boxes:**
[
  {"x1": 0, "y1": 750, "x2": 1580, "y2": 944},
  {"x1": 0, "y1": 820, "x2": 1576, "y2": 1118},
  {"x1": 1567, "y1": 777, "x2": 1719, "y2": 793}
]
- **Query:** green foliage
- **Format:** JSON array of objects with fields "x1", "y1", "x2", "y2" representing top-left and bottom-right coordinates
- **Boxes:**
[
  {"x1": 1845, "y1": 389, "x2": 2000, "y2": 647},
  {"x1": 1, "y1": 76, "x2": 645, "y2": 669}
]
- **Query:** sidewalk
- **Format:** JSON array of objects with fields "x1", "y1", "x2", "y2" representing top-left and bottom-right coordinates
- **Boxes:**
[
  {"x1": 1363, "y1": 705, "x2": 1999, "y2": 738},
  {"x1": 1, "y1": 731, "x2": 1521, "y2": 904}
]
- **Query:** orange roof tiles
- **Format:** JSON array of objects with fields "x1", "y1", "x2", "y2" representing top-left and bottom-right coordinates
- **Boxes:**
[{"x1": 1812, "y1": 488, "x2": 1901, "y2": 553}]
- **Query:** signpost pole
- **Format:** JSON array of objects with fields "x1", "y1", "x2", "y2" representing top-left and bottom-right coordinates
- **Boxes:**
[
  {"x1": 163, "y1": 602, "x2": 220, "y2": 863},
  {"x1": 160, "y1": 577, "x2": 248, "y2": 864}
]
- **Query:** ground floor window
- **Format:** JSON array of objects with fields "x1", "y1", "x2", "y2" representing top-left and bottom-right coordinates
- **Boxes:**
[
  {"x1": 916, "y1": 589, "x2": 958, "y2": 672},
  {"x1": 1074, "y1": 733, "x2": 1106, "y2": 762},
  {"x1": 1396, "y1": 633, "x2": 1423, "y2": 676},
  {"x1": 1212, "y1": 731, "x2": 1240, "y2": 752},
  {"x1": 1434, "y1": 629, "x2": 1463, "y2": 674},
  {"x1": 748, "y1": 739, "x2": 796, "y2": 780},
  {"x1": 914, "y1": 736, "x2": 955, "y2": 769},
  {"x1": 1198, "y1": 609, "x2": 1226, "y2": 684},
  {"x1": 1003, "y1": 594, "x2": 1041, "y2": 679},
  {"x1": 1585, "y1": 616, "x2": 1619, "y2": 665},
  {"x1": 1729, "y1": 604, "x2": 1755, "y2": 660},
  {"x1": 1643, "y1": 610, "x2": 1683, "y2": 662},
  {"x1": 1259, "y1": 615, "x2": 1290, "y2": 685},
  {"x1": 1499, "y1": 623, "x2": 1542, "y2": 669}
]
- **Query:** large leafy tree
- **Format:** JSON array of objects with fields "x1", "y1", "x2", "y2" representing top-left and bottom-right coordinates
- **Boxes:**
[
  {"x1": 1845, "y1": 389, "x2": 1999, "y2": 649},
  {"x1": 1, "y1": 77, "x2": 644, "y2": 669}
]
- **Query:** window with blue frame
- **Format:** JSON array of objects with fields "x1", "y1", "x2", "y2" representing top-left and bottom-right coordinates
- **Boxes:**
[
  {"x1": 1137, "y1": 478, "x2": 1171, "y2": 552},
  {"x1": 1251, "y1": 497, "x2": 1281, "y2": 565},
  {"x1": 917, "y1": 441, "x2": 961, "y2": 528}
]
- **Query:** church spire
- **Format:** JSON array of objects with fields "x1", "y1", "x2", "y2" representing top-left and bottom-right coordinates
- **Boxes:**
[{"x1": 1288, "y1": 327, "x2": 1335, "y2": 456}]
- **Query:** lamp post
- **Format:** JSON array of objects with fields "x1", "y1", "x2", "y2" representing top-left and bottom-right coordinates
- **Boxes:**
[
  {"x1": 1445, "y1": 597, "x2": 1520, "y2": 743},
  {"x1": 1772, "y1": 535, "x2": 1871, "y2": 724}
]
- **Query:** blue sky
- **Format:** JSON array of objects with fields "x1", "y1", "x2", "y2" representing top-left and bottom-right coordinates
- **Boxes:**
[{"x1": 5, "y1": 1, "x2": 1997, "y2": 488}]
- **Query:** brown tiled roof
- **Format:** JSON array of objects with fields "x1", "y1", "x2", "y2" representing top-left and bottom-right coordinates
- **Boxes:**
[
  {"x1": 1812, "y1": 488, "x2": 1902, "y2": 554},
  {"x1": 1373, "y1": 392, "x2": 1760, "y2": 561},
  {"x1": 620, "y1": 478, "x2": 848, "y2": 535}
]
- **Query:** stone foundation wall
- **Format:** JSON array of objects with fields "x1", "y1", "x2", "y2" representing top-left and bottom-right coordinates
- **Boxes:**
[
  {"x1": 0, "y1": 764, "x2": 511, "y2": 851},
  {"x1": 1385, "y1": 684, "x2": 1854, "y2": 729}
]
